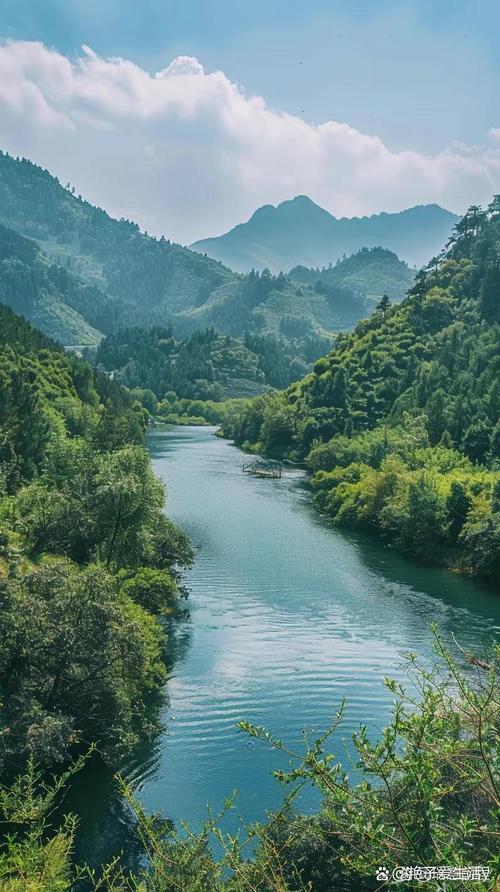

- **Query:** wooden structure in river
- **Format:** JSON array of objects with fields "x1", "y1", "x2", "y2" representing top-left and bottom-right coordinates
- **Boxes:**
[{"x1": 242, "y1": 458, "x2": 282, "y2": 479}]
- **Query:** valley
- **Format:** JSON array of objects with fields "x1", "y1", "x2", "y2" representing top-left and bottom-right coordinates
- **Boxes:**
[{"x1": 0, "y1": 149, "x2": 498, "y2": 890}]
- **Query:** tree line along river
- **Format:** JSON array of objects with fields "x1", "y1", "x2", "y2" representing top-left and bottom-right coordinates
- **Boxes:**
[{"x1": 71, "y1": 424, "x2": 500, "y2": 868}]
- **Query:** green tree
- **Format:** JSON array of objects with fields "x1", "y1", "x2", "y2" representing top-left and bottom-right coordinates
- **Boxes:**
[
  {"x1": 479, "y1": 263, "x2": 500, "y2": 321},
  {"x1": 390, "y1": 476, "x2": 447, "y2": 557},
  {"x1": 461, "y1": 512, "x2": 500, "y2": 581},
  {"x1": 462, "y1": 417, "x2": 493, "y2": 464},
  {"x1": 376, "y1": 293, "x2": 391, "y2": 313},
  {"x1": 425, "y1": 388, "x2": 448, "y2": 445},
  {"x1": 0, "y1": 561, "x2": 165, "y2": 767},
  {"x1": 489, "y1": 419, "x2": 500, "y2": 461},
  {"x1": 446, "y1": 481, "x2": 471, "y2": 542},
  {"x1": 120, "y1": 567, "x2": 179, "y2": 614}
]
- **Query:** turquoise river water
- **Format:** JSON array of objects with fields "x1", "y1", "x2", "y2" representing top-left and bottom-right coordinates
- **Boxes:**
[{"x1": 72, "y1": 425, "x2": 499, "y2": 867}]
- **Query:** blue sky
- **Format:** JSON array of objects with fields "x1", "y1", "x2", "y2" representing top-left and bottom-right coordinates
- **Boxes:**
[
  {"x1": 0, "y1": 1, "x2": 499, "y2": 242},
  {"x1": 2, "y1": 0, "x2": 499, "y2": 152}
]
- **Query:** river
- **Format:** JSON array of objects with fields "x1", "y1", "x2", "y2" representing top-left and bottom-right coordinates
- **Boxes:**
[{"x1": 72, "y1": 424, "x2": 499, "y2": 867}]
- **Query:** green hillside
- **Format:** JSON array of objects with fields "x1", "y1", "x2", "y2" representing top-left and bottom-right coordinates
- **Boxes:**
[
  {"x1": 93, "y1": 323, "x2": 336, "y2": 408},
  {"x1": 0, "y1": 150, "x2": 238, "y2": 320},
  {"x1": 224, "y1": 201, "x2": 500, "y2": 578},
  {"x1": 95, "y1": 325, "x2": 269, "y2": 401},
  {"x1": 0, "y1": 302, "x2": 191, "y2": 771},
  {"x1": 0, "y1": 303, "x2": 141, "y2": 486},
  {"x1": 183, "y1": 266, "x2": 336, "y2": 342},
  {"x1": 0, "y1": 222, "x2": 115, "y2": 345},
  {"x1": 290, "y1": 246, "x2": 416, "y2": 305},
  {"x1": 0, "y1": 152, "x2": 419, "y2": 351},
  {"x1": 183, "y1": 254, "x2": 413, "y2": 340},
  {"x1": 0, "y1": 210, "x2": 332, "y2": 382}
]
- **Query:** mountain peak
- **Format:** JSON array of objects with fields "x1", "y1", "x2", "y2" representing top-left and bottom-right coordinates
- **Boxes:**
[
  {"x1": 191, "y1": 199, "x2": 458, "y2": 273},
  {"x1": 275, "y1": 195, "x2": 335, "y2": 220},
  {"x1": 283, "y1": 195, "x2": 319, "y2": 207}
]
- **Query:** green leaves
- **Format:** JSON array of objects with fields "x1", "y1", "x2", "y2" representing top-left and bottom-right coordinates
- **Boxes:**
[
  {"x1": 228, "y1": 203, "x2": 500, "y2": 578},
  {"x1": 0, "y1": 639, "x2": 497, "y2": 890},
  {"x1": 0, "y1": 312, "x2": 193, "y2": 772},
  {"x1": 237, "y1": 721, "x2": 283, "y2": 750},
  {"x1": 0, "y1": 561, "x2": 168, "y2": 766}
]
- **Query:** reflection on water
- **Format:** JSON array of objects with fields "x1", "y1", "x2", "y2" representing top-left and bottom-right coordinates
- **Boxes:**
[{"x1": 73, "y1": 425, "x2": 499, "y2": 865}]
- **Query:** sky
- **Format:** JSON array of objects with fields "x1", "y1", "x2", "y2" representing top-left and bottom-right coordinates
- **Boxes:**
[{"x1": 0, "y1": 0, "x2": 499, "y2": 244}]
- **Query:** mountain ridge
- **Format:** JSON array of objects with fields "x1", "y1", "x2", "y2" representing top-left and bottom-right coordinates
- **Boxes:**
[
  {"x1": 191, "y1": 197, "x2": 458, "y2": 273},
  {"x1": 0, "y1": 151, "x2": 419, "y2": 349},
  {"x1": 221, "y1": 199, "x2": 500, "y2": 577},
  {"x1": 0, "y1": 220, "x2": 116, "y2": 345}
]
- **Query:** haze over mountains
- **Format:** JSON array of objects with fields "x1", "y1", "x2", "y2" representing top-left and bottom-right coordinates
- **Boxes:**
[
  {"x1": 0, "y1": 151, "x2": 418, "y2": 352},
  {"x1": 191, "y1": 196, "x2": 458, "y2": 273}
]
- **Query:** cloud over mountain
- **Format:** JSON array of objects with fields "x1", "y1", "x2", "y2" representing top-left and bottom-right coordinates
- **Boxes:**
[{"x1": 0, "y1": 39, "x2": 499, "y2": 244}]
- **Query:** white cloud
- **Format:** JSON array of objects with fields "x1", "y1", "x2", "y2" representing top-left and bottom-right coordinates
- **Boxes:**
[{"x1": 0, "y1": 39, "x2": 499, "y2": 244}]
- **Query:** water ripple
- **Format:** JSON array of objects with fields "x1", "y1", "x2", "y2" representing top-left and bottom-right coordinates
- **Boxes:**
[{"x1": 136, "y1": 425, "x2": 499, "y2": 832}]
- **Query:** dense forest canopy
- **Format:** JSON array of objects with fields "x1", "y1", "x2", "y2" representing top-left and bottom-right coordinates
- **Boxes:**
[
  {"x1": 0, "y1": 304, "x2": 192, "y2": 772},
  {"x1": 0, "y1": 221, "x2": 119, "y2": 344},
  {"x1": 93, "y1": 324, "x2": 333, "y2": 405},
  {"x1": 289, "y1": 246, "x2": 415, "y2": 305},
  {"x1": 194, "y1": 250, "x2": 415, "y2": 338},
  {"x1": 224, "y1": 200, "x2": 500, "y2": 579}
]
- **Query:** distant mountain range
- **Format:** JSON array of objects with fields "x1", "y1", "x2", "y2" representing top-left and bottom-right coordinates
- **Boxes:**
[
  {"x1": 0, "y1": 151, "x2": 417, "y2": 351},
  {"x1": 191, "y1": 196, "x2": 458, "y2": 272}
]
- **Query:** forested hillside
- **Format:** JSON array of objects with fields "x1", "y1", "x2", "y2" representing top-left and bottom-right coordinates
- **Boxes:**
[
  {"x1": 0, "y1": 304, "x2": 192, "y2": 772},
  {"x1": 94, "y1": 324, "x2": 332, "y2": 408},
  {"x1": 0, "y1": 221, "x2": 120, "y2": 344},
  {"x1": 0, "y1": 151, "x2": 302, "y2": 339},
  {"x1": 290, "y1": 246, "x2": 415, "y2": 305},
  {"x1": 224, "y1": 201, "x2": 500, "y2": 578},
  {"x1": 184, "y1": 261, "x2": 403, "y2": 341},
  {"x1": 0, "y1": 150, "x2": 239, "y2": 320},
  {"x1": 0, "y1": 151, "x2": 418, "y2": 351}
]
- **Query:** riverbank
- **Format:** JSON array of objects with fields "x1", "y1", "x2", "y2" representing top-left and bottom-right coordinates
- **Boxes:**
[
  {"x1": 67, "y1": 425, "x2": 499, "y2": 867},
  {"x1": 211, "y1": 423, "x2": 497, "y2": 582}
]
